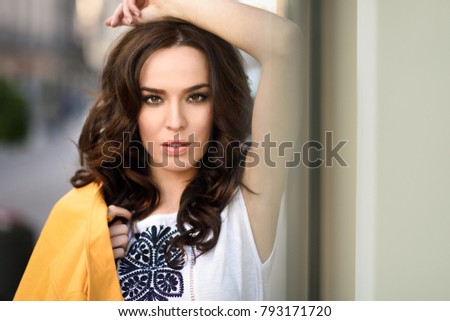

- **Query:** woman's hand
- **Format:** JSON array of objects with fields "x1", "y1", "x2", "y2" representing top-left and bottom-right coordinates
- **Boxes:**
[
  {"x1": 105, "y1": 0, "x2": 169, "y2": 27},
  {"x1": 107, "y1": 205, "x2": 132, "y2": 260}
]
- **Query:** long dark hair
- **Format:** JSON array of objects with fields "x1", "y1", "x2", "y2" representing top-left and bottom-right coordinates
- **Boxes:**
[{"x1": 71, "y1": 19, "x2": 253, "y2": 262}]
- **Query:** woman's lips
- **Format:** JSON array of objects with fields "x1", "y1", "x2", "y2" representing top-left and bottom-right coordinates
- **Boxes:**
[{"x1": 161, "y1": 141, "x2": 191, "y2": 156}]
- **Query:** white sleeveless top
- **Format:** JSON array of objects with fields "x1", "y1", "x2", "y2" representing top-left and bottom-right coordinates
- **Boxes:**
[{"x1": 117, "y1": 189, "x2": 273, "y2": 301}]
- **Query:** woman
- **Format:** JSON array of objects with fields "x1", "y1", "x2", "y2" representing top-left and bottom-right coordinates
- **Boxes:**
[{"x1": 14, "y1": 0, "x2": 302, "y2": 300}]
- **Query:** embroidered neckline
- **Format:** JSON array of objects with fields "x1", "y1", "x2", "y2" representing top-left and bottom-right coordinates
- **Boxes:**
[{"x1": 117, "y1": 225, "x2": 185, "y2": 301}]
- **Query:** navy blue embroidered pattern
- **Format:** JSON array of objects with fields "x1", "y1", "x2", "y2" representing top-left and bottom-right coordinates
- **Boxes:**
[{"x1": 117, "y1": 225, "x2": 185, "y2": 301}]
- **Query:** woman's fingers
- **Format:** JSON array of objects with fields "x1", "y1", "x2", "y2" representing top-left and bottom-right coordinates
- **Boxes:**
[
  {"x1": 107, "y1": 205, "x2": 132, "y2": 223},
  {"x1": 105, "y1": 3, "x2": 125, "y2": 27},
  {"x1": 105, "y1": 0, "x2": 165, "y2": 27},
  {"x1": 109, "y1": 223, "x2": 129, "y2": 237},
  {"x1": 127, "y1": 0, "x2": 143, "y2": 17},
  {"x1": 107, "y1": 205, "x2": 132, "y2": 260},
  {"x1": 113, "y1": 247, "x2": 126, "y2": 259},
  {"x1": 110, "y1": 233, "x2": 129, "y2": 249},
  {"x1": 105, "y1": 0, "x2": 144, "y2": 27},
  {"x1": 122, "y1": 0, "x2": 134, "y2": 24},
  {"x1": 109, "y1": 223, "x2": 130, "y2": 260}
]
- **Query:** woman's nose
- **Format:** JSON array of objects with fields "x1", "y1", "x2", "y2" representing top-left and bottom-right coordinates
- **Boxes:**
[{"x1": 165, "y1": 101, "x2": 187, "y2": 131}]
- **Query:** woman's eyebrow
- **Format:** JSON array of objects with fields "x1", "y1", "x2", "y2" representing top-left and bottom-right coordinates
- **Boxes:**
[
  {"x1": 185, "y1": 83, "x2": 210, "y2": 92},
  {"x1": 140, "y1": 83, "x2": 210, "y2": 94},
  {"x1": 140, "y1": 87, "x2": 165, "y2": 94}
]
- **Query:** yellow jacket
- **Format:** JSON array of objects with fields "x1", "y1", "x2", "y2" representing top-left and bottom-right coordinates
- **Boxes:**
[{"x1": 14, "y1": 183, "x2": 123, "y2": 300}]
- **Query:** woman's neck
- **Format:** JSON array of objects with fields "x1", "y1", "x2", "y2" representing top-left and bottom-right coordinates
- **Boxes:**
[{"x1": 150, "y1": 167, "x2": 198, "y2": 214}]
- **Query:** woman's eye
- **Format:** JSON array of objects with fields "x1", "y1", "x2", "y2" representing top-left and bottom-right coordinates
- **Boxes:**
[
  {"x1": 144, "y1": 95, "x2": 163, "y2": 105},
  {"x1": 188, "y1": 93, "x2": 208, "y2": 103}
]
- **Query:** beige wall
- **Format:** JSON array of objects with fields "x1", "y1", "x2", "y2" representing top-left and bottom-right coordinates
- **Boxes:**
[
  {"x1": 280, "y1": 0, "x2": 310, "y2": 300},
  {"x1": 320, "y1": 0, "x2": 358, "y2": 300},
  {"x1": 321, "y1": 0, "x2": 450, "y2": 300},
  {"x1": 286, "y1": 0, "x2": 311, "y2": 301},
  {"x1": 371, "y1": 0, "x2": 450, "y2": 300}
]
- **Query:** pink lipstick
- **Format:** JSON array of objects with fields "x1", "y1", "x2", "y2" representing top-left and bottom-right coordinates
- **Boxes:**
[{"x1": 162, "y1": 141, "x2": 191, "y2": 156}]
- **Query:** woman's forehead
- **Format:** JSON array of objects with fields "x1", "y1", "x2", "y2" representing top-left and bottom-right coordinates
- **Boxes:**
[{"x1": 139, "y1": 46, "x2": 209, "y2": 89}]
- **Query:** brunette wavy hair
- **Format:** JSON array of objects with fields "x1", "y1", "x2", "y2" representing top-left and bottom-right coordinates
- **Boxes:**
[{"x1": 71, "y1": 19, "x2": 253, "y2": 263}]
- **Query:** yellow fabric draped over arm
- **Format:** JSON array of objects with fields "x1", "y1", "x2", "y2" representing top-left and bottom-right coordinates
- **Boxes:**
[{"x1": 14, "y1": 183, "x2": 123, "y2": 300}]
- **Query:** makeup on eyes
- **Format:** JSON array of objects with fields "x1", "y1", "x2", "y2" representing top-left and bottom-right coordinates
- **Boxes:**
[{"x1": 141, "y1": 83, "x2": 210, "y2": 101}]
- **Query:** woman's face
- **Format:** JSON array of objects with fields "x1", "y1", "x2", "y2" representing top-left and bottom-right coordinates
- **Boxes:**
[{"x1": 138, "y1": 45, "x2": 213, "y2": 175}]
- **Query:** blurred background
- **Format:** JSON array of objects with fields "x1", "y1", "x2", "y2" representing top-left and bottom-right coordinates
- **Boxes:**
[
  {"x1": 3, "y1": 0, "x2": 450, "y2": 303},
  {"x1": 0, "y1": 0, "x2": 306, "y2": 301},
  {"x1": 0, "y1": 0, "x2": 129, "y2": 300}
]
